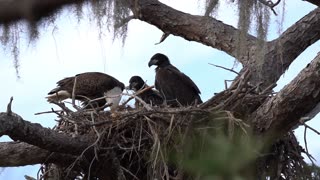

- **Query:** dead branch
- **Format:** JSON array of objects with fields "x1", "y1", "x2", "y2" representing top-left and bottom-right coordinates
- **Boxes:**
[
  {"x1": 0, "y1": 142, "x2": 76, "y2": 167},
  {"x1": 123, "y1": 92, "x2": 153, "y2": 111},
  {"x1": 6, "y1": 96, "x2": 13, "y2": 116},
  {"x1": 155, "y1": 32, "x2": 170, "y2": 45},
  {"x1": 34, "y1": 109, "x2": 63, "y2": 115},
  {"x1": 51, "y1": 101, "x2": 73, "y2": 114},
  {"x1": 258, "y1": 0, "x2": 281, "y2": 15},
  {"x1": 300, "y1": 118, "x2": 320, "y2": 135},
  {"x1": 0, "y1": 112, "x2": 93, "y2": 155},
  {"x1": 24, "y1": 175, "x2": 36, "y2": 180},
  {"x1": 224, "y1": 80, "x2": 234, "y2": 90},
  {"x1": 122, "y1": 83, "x2": 154, "y2": 110},
  {"x1": 303, "y1": 126, "x2": 316, "y2": 166},
  {"x1": 209, "y1": 63, "x2": 239, "y2": 75},
  {"x1": 72, "y1": 76, "x2": 81, "y2": 111},
  {"x1": 252, "y1": 53, "x2": 320, "y2": 139}
]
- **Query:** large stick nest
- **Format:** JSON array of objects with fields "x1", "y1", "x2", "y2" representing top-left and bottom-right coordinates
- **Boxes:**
[{"x1": 35, "y1": 101, "x2": 318, "y2": 180}]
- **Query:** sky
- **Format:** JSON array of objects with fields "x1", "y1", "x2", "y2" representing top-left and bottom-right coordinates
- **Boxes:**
[{"x1": 0, "y1": 0, "x2": 319, "y2": 179}]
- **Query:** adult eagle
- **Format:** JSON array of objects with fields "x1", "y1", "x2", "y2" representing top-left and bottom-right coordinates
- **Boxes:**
[
  {"x1": 46, "y1": 72, "x2": 125, "y2": 110},
  {"x1": 148, "y1": 53, "x2": 202, "y2": 106},
  {"x1": 128, "y1": 75, "x2": 163, "y2": 107}
]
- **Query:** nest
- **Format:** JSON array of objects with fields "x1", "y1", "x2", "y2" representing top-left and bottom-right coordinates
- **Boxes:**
[{"x1": 35, "y1": 102, "x2": 318, "y2": 180}]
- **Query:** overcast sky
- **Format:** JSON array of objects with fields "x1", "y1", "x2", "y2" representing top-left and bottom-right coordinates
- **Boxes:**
[{"x1": 0, "y1": 0, "x2": 319, "y2": 179}]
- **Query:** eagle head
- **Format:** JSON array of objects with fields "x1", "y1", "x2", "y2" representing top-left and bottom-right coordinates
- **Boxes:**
[
  {"x1": 128, "y1": 76, "x2": 145, "y2": 91},
  {"x1": 148, "y1": 53, "x2": 170, "y2": 67}
]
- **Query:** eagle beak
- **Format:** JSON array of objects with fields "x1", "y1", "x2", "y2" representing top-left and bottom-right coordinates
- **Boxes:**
[{"x1": 148, "y1": 59, "x2": 157, "y2": 67}]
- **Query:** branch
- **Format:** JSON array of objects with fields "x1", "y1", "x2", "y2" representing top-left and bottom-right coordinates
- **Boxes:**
[
  {"x1": 208, "y1": 63, "x2": 239, "y2": 75},
  {"x1": 0, "y1": 142, "x2": 76, "y2": 167},
  {"x1": 155, "y1": 32, "x2": 170, "y2": 45},
  {"x1": 249, "y1": 7, "x2": 320, "y2": 89},
  {"x1": 252, "y1": 53, "x2": 320, "y2": 139},
  {"x1": 6, "y1": 96, "x2": 13, "y2": 116},
  {"x1": 126, "y1": 0, "x2": 258, "y2": 63},
  {"x1": 258, "y1": 0, "x2": 281, "y2": 15},
  {"x1": 0, "y1": 112, "x2": 93, "y2": 155}
]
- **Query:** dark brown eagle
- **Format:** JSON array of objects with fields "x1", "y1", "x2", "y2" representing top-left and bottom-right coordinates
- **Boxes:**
[
  {"x1": 46, "y1": 72, "x2": 125, "y2": 110},
  {"x1": 148, "y1": 53, "x2": 202, "y2": 107},
  {"x1": 128, "y1": 75, "x2": 164, "y2": 107}
]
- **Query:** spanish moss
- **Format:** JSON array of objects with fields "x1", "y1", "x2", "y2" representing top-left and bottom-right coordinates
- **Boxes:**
[{"x1": 204, "y1": 0, "x2": 220, "y2": 16}]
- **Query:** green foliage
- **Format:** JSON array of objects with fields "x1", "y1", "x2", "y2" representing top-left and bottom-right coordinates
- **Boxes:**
[
  {"x1": 166, "y1": 110, "x2": 259, "y2": 179},
  {"x1": 175, "y1": 134, "x2": 258, "y2": 179}
]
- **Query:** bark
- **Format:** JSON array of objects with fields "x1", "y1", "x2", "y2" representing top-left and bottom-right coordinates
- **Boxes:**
[
  {"x1": 0, "y1": 112, "x2": 93, "y2": 155},
  {"x1": 249, "y1": 8, "x2": 320, "y2": 88},
  {"x1": 127, "y1": 0, "x2": 258, "y2": 63},
  {"x1": 0, "y1": 142, "x2": 76, "y2": 167},
  {"x1": 127, "y1": 0, "x2": 320, "y2": 89},
  {"x1": 252, "y1": 53, "x2": 320, "y2": 138},
  {"x1": 0, "y1": 113, "x2": 119, "y2": 179}
]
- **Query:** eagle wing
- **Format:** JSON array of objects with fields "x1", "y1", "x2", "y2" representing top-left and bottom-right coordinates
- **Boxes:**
[
  {"x1": 48, "y1": 72, "x2": 124, "y2": 104},
  {"x1": 155, "y1": 65, "x2": 202, "y2": 106}
]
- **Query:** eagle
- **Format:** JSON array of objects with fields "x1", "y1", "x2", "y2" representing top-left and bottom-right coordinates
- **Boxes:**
[
  {"x1": 148, "y1": 53, "x2": 202, "y2": 107},
  {"x1": 46, "y1": 72, "x2": 125, "y2": 110},
  {"x1": 128, "y1": 75, "x2": 164, "y2": 107}
]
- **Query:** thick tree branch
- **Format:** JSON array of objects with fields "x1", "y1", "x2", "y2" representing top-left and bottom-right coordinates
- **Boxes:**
[
  {"x1": 0, "y1": 112, "x2": 92, "y2": 155},
  {"x1": 127, "y1": 0, "x2": 257, "y2": 63},
  {"x1": 0, "y1": 0, "x2": 258, "y2": 63},
  {"x1": 249, "y1": 8, "x2": 320, "y2": 88},
  {"x1": 0, "y1": 142, "x2": 76, "y2": 167},
  {"x1": 252, "y1": 53, "x2": 320, "y2": 138}
]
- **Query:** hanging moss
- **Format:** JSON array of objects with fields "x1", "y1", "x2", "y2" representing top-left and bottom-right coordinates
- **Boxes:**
[
  {"x1": 204, "y1": 0, "x2": 220, "y2": 16},
  {"x1": 0, "y1": 0, "x2": 286, "y2": 78}
]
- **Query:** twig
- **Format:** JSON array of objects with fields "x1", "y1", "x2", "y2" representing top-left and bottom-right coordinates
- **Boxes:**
[
  {"x1": 122, "y1": 85, "x2": 155, "y2": 106},
  {"x1": 303, "y1": 126, "x2": 316, "y2": 166},
  {"x1": 24, "y1": 175, "x2": 36, "y2": 180},
  {"x1": 90, "y1": 112, "x2": 101, "y2": 160},
  {"x1": 123, "y1": 93, "x2": 153, "y2": 111},
  {"x1": 72, "y1": 76, "x2": 81, "y2": 111},
  {"x1": 258, "y1": 0, "x2": 281, "y2": 15},
  {"x1": 155, "y1": 32, "x2": 170, "y2": 45},
  {"x1": 300, "y1": 118, "x2": 320, "y2": 135},
  {"x1": 34, "y1": 109, "x2": 63, "y2": 115},
  {"x1": 224, "y1": 80, "x2": 234, "y2": 90},
  {"x1": 208, "y1": 63, "x2": 239, "y2": 75},
  {"x1": 223, "y1": 69, "x2": 251, "y2": 108},
  {"x1": 120, "y1": 166, "x2": 139, "y2": 180},
  {"x1": 6, "y1": 96, "x2": 13, "y2": 116},
  {"x1": 75, "y1": 95, "x2": 102, "y2": 110},
  {"x1": 51, "y1": 101, "x2": 73, "y2": 114}
]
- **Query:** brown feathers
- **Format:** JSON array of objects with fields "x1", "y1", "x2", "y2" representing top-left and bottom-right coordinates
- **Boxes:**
[{"x1": 47, "y1": 72, "x2": 124, "y2": 109}]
